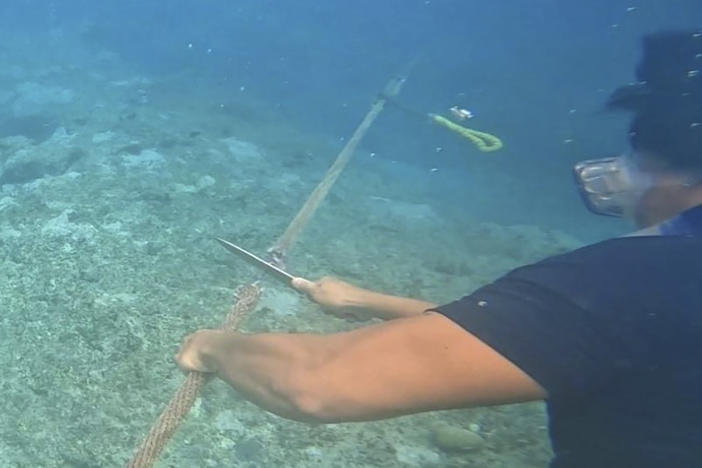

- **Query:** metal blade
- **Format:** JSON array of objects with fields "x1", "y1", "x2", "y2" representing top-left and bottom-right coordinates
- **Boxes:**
[{"x1": 215, "y1": 237, "x2": 295, "y2": 285}]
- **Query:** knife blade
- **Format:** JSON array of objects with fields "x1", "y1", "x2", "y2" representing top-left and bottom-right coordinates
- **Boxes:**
[{"x1": 215, "y1": 237, "x2": 295, "y2": 285}]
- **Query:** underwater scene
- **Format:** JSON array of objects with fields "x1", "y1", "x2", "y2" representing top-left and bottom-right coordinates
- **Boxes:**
[{"x1": 1, "y1": 1, "x2": 701, "y2": 467}]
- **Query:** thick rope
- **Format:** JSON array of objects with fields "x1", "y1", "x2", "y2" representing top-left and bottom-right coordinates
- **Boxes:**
[
  {"x1": 126, "y1": 284, "x2": 261, "y2": 468},
  {"x1": 126, "y1": 67, "x2": 411, "y2": 468},
  {"x1": 270, "y1": 73, "x2": 408, "y2": 261}
]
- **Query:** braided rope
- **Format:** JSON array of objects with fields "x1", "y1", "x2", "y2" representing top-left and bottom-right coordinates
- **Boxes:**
[
  {"x1": 271, "y1": 73, "x2": 408, "y2": 260},
  {"x1": 126, "y1": 65, "x2": 412, "y2": 468},
  {"x1": 126, "y1": 284, "x2": 261, "y2": 468}
]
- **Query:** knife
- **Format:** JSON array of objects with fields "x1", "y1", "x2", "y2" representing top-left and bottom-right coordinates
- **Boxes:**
[{"x1": 215, "y1": 237, "x2": 295, "y2": 285}]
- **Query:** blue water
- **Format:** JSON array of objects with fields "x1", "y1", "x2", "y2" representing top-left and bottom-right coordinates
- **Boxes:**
[{"x1": 0, "y1": 1, "x2": 700, "y2": 467}]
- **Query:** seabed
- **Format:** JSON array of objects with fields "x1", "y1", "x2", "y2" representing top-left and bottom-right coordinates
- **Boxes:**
[{"x1": 0, "y1": 33, "x2": 584, "y2": 468}]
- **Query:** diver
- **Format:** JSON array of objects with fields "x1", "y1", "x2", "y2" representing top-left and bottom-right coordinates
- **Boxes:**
[{"x1": 177, "y1": 31, "x2": 702, "y2": 467}]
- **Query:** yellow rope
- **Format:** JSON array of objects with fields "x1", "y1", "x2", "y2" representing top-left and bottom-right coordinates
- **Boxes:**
[{"x1": 429, "y1": 113, "x2": 503, "y2": 152}]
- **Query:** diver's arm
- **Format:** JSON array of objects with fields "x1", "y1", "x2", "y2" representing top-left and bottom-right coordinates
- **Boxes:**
[
  {"x1": 176, "y1": 313, "x2": 546, "y2": 422},
  {"x1": 292, "y1": 277, "x2": 436, "y2": 320},
  {"x1": 331, "y1": 287, "x2": 437, "y2": 320}
]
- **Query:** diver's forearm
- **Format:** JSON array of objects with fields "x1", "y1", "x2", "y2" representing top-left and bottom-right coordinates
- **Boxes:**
[
  {"x1": 348, "y1": 290, "x2": 437, "y2": 320},
  {"x1": 207, "y1": 331, "x2": 335, "y2": 422}
]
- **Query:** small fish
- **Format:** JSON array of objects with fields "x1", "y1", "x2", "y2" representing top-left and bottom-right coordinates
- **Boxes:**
[{"x1": 450, "y1": 106, "x2": 473, "y2": 121}]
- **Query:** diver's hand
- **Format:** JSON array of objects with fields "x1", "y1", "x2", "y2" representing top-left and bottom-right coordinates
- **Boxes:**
[
  {"x1": 291, "y1": 276, "x2": 377, "y2": 321},
  {"x1": 176, "y1": 329, "x2": 228, "y2": 374}
]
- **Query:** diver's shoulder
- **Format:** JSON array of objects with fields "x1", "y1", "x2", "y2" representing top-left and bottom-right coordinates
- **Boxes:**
[
  {"x1": 568, "y1": 233, "x2": 702, "y2": 262},
  {"x1": 504, "y1": 233, "x2": 700, "y2": 289},
  {"x1": 533, "y1": 233, "x2": 701, "y2": 267}
]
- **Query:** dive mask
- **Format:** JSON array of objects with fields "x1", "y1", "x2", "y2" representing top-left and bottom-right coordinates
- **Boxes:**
[{"x1": 573, "y1": 155, "x2": 653, "y2": 217}]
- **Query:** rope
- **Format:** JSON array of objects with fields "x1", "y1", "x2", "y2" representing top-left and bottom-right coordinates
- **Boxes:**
[
  {"x1": 428, "y1": 114, "x2": 503, "y2": 152},
  {"x1": 382, "y1": 95, "x2": 503, "y2": 153},
  {"x1": 270, "y1": 73, "x2": 409, "y2": 262},
  {"x1": 126, "y1": 284, "x2": 261, "y2": 468},
  {"x1": 126, "y1": 66, "x2": 412, "y2": 468}
]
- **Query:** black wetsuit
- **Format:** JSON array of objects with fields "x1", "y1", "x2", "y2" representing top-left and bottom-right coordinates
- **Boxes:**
[{"x1": 436, "y1": 204, "x2": 702, "y2": 468}]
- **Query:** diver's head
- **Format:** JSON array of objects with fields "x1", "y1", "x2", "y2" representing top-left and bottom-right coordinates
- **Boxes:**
[{"x1": 575, "y1": 30, "x2": 702, "y2": 228}]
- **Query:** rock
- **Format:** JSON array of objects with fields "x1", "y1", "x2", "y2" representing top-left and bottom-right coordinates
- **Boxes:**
[
  {"x1": 0, "y1": 196, "x2": 17, "y2": 212},
  {"x1": 235, "y1": 437, "x2": 264, "y2": 462},
  {"x1": 196, "y1": 175, "x2": 216, "y2": 190},
  {"x1": 431, "y1": 425, "x2": 484, "y2": 452},
  {"x1": 41, "y1": 209, "x2": 97, "y2": 243},
  {"x1": 12, "y1": 81, "x2": 74, "y2": 117},
  {"x1": 0, "y1": 115, "x2": 57, "y2": 143},
  {"x1": 221, "y1": 136, "x2": 263, "y2": 162},
  {"x1": 0, "y1": 130, "x2": 85, "y2": 186},
  {"x1": 121, "y1": 149, "x2": 165, "y2": 170},
  {"x1": 393, "y1": 444, "x2": 442, "y2": 467},
  {"x1": 92, "y1": 131, "x2": 116, "y2": 144}
]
